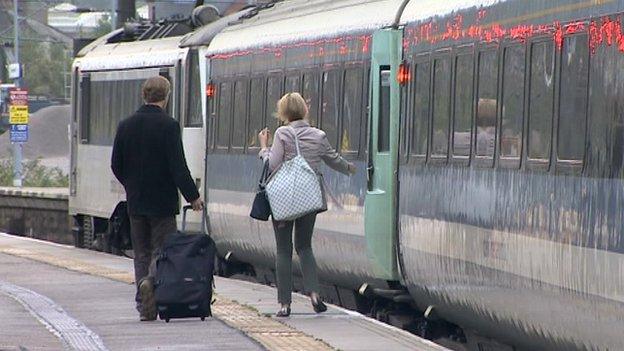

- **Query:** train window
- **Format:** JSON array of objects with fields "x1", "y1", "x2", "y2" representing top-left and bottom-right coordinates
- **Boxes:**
[
  {"x1": 453, "y1": 54, "x2": 474, "y2": 157},
  {"x1": 216, "y1": 81, "x2": 232, "y2": 148},
  {"x1": 558, "y1": 35, "x2": 589, "y2": 161},
  {"x1": 303, "y1": 73, "x2": 320, "y2": 126},
  {"x1": 501, "y1": 45, "x2": 525, "y2": 162},
  {"x1": 431, "y1": 57, "x2": 451, "y2": 157},
  {"x1": 265, "y1": 75, "x2": 282, "y2": 133},
  {"x1": 79, "y1": 75, "x2": 90, "y2": 143},
  {"x1": 285, "y1": 74, "x2": 301, "y2": 93},
  {"x1": 411, "y1": 62, "x2": 430, "y2": 156},
  {"x1": 232, "y1": 80, "x2": 248, "y2": 148},
  {"x1": 321, "y1": 70, "x2": 341, "y2": 146},
  {"x1": 528, "y1": 41, "x2": 555, "y2": 160},
  {"x1": 342, "y1": 68, "x2": 363, "y2": 153},
  {"x1": 476, "y1": 50, "x2": 498, "y2": 159},
  {"x1": 185, "y1": 51, "x2": 202, "y2": 128},
  {"x1": 379, "y1": 67, "x2": 391, "y2": 152},
  {"x1": 247, "y1": 77, "x2": 264, "y2": 148},
  {"x1": 88, "y1": 78, "x2": 144, "y2": 146}
]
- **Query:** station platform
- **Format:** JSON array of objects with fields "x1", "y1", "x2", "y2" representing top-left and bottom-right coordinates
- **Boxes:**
[{"x1": 0, "y1": 233, "x2": 448, "y2": 351}]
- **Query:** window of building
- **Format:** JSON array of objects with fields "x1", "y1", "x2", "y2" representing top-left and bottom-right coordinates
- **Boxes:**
[
  {"x1": 501, "y1": 45, "x2": 525, "y2": 162},
  {"x1": 476, "y1": 50, "x2": 498, "y2": 159},
  {"x1": 247, "y1": 77, "x2": 264, "y2": 148},
  {"x1": 217, "y1": 81, "x2": 232, "y2": 148},
  {"x1": 185, "y1": 51, "x2": 202, "y2": 127},
  {"x1": 528, "y1": 41, "x2": 555, "y2": 160},
  {"x1": 411, "y1": 62, "x2": 430, "y2": 156},
  {"x1": 342, "y1": 68, "x2": 363, "y2": 153},
  {"x1": 232, "y1": 80, "x2": 248, "y2": 148},
  {"x1": 303, "y1": 73, "x2": 320, "y2": 127},
  {"x1": 321, "y1": 70, "x2": 341, "y2": 146},
  {"x1": 265, "y1": 75, "x2": 282, "y2": 132},
  {"x1": 431, "y1": 57, "x2": 451, "y2": 157},
  {"x1": 453, "y1": 54, "x2": 474, "y2": 157},
  {"x1": 558, "y1": 35, "x2": 589, "y2": 161}
]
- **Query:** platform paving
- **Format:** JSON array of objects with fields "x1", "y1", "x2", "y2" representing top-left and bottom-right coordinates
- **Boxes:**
[{"x1": 0, "y1": 233, "x2": 449, "y2": 351}]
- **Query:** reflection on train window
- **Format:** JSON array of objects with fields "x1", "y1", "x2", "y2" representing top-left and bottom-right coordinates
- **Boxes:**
[
  {"x1": 558, "y1": 35, "x2": 589, "y2": 161},
  {"x1": 342, "y1": 68, "x2": 363, "y2": 153},
  {"x1": 528, "y1": 41, "x2": 554, "y2": 160},
  {"x1": 303, "y1": 73, "x2": 319, "y2": 126},
  {"x1": 501, "y1": 45, "x2": 525, "y2": 161},
  {"x1": 453, "y1": 54, "x2": 474, "y2": 157},
  {"x1": 247, "y1": 78, "x2": 264, "y2": 148},
  {"x1": 285, "y1": 75, "x2": 300, "y2": 94},
  {"x1": 185, "y1": 51, "x2": 203, "y2": 128},
  {"x1": 265, "y1": 76, "x2": 282, "y2": 133},
  {"x1": 217, "y1": 81, "x2": 232, "y2": 148},
  {"x1": 476, "y1": 50, "x2": 498, "y2": 158},
  {"x1": 431, "y1": 57, "x2": 451, "y2": 157},
  {"x1": 321, "y1": 70, "x2": 341, "y2": 146},
  {"x1": 232, "y1": 80, "x2": 248, "y2": 148},
  {"x1": 411, "y1": 62, "x2": 430, "y2": 156},
  {"x1": 88, "y1": 78, "x2": 144, "y2": 146}
]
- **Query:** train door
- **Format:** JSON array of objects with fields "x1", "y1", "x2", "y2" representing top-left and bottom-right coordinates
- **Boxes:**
[{"x1": 364, "y1": 29, "x2": 402, "y2": 280}]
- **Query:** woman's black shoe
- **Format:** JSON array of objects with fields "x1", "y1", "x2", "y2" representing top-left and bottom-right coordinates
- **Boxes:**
[
  {"x1": 276, "y1": 306, "x2": 291, "y2": 317},
  {"x1": 311, "y1": 296, "x2": 327, "y2": 313}
]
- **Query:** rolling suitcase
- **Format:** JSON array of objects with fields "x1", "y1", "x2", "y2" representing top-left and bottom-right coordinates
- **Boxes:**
[{"x1": 154, "y1": 206, "x2": 216, "y2": 323}]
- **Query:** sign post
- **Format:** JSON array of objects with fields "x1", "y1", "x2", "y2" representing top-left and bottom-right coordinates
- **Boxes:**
[
  {"x1": 9, "y1": 87, "x2": 27, "y2": 187},
  {"x1": 12, "y1": 0, "x2": 23, "y2": 188}
]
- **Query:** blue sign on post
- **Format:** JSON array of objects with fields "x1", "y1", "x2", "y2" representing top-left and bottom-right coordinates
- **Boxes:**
[{"x1": 10, "y1": 124, "x2": 28, "y2": 143}]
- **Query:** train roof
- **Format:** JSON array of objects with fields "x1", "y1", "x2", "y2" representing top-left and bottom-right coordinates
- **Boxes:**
[
  {"x1": 75, "y1": 36, "x2": 187, "y2": 72},
  {"x1": 180, "y1": 7, "x2": 257, "y2": 48},
  {"x1": 205, "y1": 0, "x2": 504, "y2": 56}
]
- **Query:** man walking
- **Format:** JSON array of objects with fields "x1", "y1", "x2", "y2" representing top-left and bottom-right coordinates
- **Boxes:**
[{"x1": 111, "y1": 76, "x2": 203, "y2": 321}]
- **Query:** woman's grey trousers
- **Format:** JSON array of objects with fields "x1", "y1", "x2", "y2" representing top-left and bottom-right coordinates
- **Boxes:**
[{"x1": 272, "y1": 212, "x2": 320, "y2": 304}]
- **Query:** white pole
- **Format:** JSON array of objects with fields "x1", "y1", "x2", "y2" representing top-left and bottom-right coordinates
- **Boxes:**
[
  {"x1": 111, "y1": 0, "x2": 117, "y2": 29},
  {"x1": 13, "y1": 0, "x2": 23, "y2": 188}
]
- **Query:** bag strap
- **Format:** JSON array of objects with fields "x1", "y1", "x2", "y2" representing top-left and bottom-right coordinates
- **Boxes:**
[
  {"x1": 259, "y1": 159, "x2": 269, "y2": 187},
  {"x1": 288, "y1": 126, "x2": 301, "y2": 156}
]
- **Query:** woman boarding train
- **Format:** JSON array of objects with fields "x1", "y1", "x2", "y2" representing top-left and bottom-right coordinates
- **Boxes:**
[{"x1": 257, "y1": 93, "x2": 357, "y2": 316}]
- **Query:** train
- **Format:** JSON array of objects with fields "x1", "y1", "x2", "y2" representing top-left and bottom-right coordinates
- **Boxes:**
[{"x1": 70, "y1": 1, "x2": 624, "y2": 350}]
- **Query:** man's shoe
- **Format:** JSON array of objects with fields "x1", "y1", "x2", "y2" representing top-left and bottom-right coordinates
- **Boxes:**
[{"x1": 139, "y1": 279, "x2": 157, "y2": 321}]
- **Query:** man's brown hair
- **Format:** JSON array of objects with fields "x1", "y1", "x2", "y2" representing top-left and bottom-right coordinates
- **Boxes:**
[{"x1": 142, "y1": 76, "x2": 171, "y2": 103}]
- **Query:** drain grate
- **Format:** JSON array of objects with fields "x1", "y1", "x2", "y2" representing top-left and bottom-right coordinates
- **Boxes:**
[{"x1": 0, "y1": 280, "x2": 108, "y2": 351}]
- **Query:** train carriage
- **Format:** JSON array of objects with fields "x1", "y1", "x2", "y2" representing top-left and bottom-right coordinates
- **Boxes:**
[
  {"x1": 197, "y1": 0, "x2": 624, "y2": 350},
  {"x1": 70, "y1": 25, "x2": 206, "y2": 247}
]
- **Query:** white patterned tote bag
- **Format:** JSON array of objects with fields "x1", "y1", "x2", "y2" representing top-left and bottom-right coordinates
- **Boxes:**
[{"x1": 265, "y1": 127, "x2": 324, "y2": 221}]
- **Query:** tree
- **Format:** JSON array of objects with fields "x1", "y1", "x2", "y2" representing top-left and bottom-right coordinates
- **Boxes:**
[
  {"x1": 20, "y1": 40, "x2": 70, "y2": 98},
  {"x1": 93, "y1": 13, "x2": 112, "y2": 38}
]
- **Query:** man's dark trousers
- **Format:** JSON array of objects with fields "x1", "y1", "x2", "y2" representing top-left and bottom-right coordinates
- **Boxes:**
[
  {"x1": 111, "y1": 104, "x2": 200, "y2": 313},
  {"x1": 129, "y1": 215, "x2": 177, "y2": 309}
]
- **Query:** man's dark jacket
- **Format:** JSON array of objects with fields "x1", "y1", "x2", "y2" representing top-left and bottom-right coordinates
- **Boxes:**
[{"x1": 111, "y1": 104, "x2": 199, "y2": 216}]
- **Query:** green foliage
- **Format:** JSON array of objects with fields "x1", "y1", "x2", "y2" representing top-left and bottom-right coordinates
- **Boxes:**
[
  {"x1": 20, "y1": 40, "x2": 70, "y2": 99},
  {"x1": 0, "y1": 155, "x2": 68, "y2": 187},
  {"x1": 93, "y1": 14, "x2": 113, "y2": 38}
]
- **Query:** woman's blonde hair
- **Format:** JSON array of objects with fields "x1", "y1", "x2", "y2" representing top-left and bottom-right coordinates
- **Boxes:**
[{"x1": 276, "y1": 92, "x2": 308, "y2": 123}]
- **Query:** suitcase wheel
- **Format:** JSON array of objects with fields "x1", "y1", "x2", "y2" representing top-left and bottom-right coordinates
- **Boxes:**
[
  {"x1": 165, "y1": 318, "x2": 170, "y2": 323},
  {"x1": 201, "y1": 317, "x2": 205, "y2": 321}
]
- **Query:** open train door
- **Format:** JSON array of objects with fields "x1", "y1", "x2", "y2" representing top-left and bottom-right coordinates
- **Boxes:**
[{"x1": 364, "y1": 29, "x2": 402, "y2": 281}]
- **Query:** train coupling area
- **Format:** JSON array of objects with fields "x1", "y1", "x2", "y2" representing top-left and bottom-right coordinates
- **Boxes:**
[{"x1": 0, "y1": 233, "x2": 449, "y2": 351}]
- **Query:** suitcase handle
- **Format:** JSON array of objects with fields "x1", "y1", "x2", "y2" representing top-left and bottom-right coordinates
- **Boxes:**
[{"x1": 182, "y1": 205, "x2": 211, "y2": 236}]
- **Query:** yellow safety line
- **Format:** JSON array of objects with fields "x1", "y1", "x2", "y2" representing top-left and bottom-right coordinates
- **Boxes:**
[{"x1": 0, "y1": 244, "x2": 334, "y2": 351}]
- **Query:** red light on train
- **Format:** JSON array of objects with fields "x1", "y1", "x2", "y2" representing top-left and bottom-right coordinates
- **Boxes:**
[
  {"x1": 397, "y1": 61, "x2": 411, "y2": 85},
  {"x1": 206, "y1": 83, "x2": 215, "y2": 98}
]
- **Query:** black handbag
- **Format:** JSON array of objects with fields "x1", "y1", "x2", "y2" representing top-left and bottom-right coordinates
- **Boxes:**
[{"x1": 250, "y1": 160, "x2": 271, "y2": 221}]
